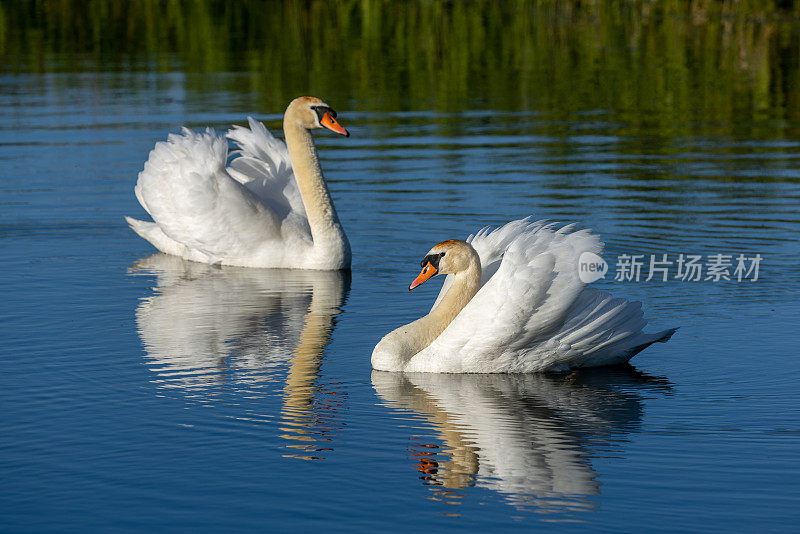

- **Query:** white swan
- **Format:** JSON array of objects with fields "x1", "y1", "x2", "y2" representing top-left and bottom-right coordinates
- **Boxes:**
[
  {"x1": 126, "y1": 97, "x2": 351, "y2": 270},
  {"x1": 372, "y1": 218, "x2": 676, "y2": 373}
]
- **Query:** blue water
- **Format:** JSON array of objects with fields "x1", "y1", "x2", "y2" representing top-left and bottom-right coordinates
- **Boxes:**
[{"x1": 2, "y1": 71, "x2": 800, "y2": 532}]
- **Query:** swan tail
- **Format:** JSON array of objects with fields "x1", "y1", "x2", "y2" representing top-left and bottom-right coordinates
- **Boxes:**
[
  {"x1": 564, "y1": 321, "x2": 677, "y2": 370},
  {"x1": 125, "y1": 216, "x2": 152, "y2": 237},
  {"x1": 627, "y1": 327, "x2": 678, "y2": 355},
  {"x1": 125, "y1": 216, "x2": 199, "y2": 259}
]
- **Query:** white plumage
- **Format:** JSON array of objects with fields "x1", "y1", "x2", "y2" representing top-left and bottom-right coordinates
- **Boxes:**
[
  {"x1": 373, "y1": 218, "x2": 676, "y2": 373},
  {"x1": 128, "y1": 121, "x2": 308, "y2": 265},
  {"x1": 127, "y1": 97, "x2": 350, "y2": 270}
]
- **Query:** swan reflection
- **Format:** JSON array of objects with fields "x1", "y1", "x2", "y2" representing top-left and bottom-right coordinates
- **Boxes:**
[
  {"x1": 131, "y1": 253, "x2": 349, "y2": 460},
  {"x1": 372, "y1": 368, "x2": 670, "y2": 514}
]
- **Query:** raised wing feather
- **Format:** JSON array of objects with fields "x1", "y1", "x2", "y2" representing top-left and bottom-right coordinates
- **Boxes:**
[
  {"x1": 134, "y1": 127, "x2": 285, "y2": 262},
  {"x1": 226, "y1": 117, "x2": 310, "y2": 239},
  {"x1": 408, "y1": 219, "x2": 667, "y2": 372},
  {"x1": 430, "y1": 218, "x2": 538, "y2": 311}
]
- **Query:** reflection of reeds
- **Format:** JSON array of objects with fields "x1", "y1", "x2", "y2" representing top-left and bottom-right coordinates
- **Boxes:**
[{"x1": 2, "y1": 0, "x2": 798, "y2": 124}]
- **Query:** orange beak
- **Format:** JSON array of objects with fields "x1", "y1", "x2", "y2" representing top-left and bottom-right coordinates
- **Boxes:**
[
  {"x1": 409, "y1": 262, "x2": 438, "y2": 291},
  {"x1": 320, "y1": 111, "x2": 349, "y2": 137}
]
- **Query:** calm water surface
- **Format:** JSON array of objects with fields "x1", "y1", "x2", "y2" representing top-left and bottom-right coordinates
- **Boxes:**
[{"x1": 2, "y1": 69, "x2": 800, "y2": 532}]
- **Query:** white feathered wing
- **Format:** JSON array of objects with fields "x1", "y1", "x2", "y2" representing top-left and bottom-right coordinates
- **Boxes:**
[
  {"x1": 126, "y1": 118, "x2": 313, "y2": 267},
  {"x1": 405, "y1": 219, "x2": 675, "y2": 373}
]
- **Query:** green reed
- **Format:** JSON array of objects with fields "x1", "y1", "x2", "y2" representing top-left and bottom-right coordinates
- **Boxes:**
[{"x1": 2, "y1": 0, "x2": 799, "y2": 132}]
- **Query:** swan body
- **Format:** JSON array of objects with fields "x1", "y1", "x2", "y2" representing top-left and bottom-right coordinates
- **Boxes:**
[
  {"x1": 126, "y1": 97, "x2": 351, "y2": 270},
  {"x1": 372, "y1": 218, "x2": 676, "y2": 373}
]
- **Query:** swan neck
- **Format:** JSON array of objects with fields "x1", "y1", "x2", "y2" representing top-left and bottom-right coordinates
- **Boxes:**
[
  {"x1": 283, "y1": 120, "x2": 347, "y2": 252},
  {"x1": 372, "y1": 255, "x2": 481, "y2": 371},
  {"x1": 428, "y1": 263, "x2": 482, "y2": 336},
  {"x1": 405, "y1": 259, "x2": 481, "y2": 355}
]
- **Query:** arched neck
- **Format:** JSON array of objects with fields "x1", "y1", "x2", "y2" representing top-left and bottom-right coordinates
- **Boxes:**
[
  {"x1": 399, "y1": 259, "x2": 482, "y2": 357},
  {"x1": 283, "y1": 121, "x2": 347, "y2": 252},
  {"x1": 425, "y1": 263, "x2": 482, "y2": 340}
]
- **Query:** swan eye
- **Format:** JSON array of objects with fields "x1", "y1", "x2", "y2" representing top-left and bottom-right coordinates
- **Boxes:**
[
  {"x1": 312, "y1": 105, "x2": 334, "y2": 123},
  {"x1": 420, "y1": 252, "x2": 443, "y2": 270},
  {"x1": 439, "y1": 252, "x2": 446, "y2": 257}
]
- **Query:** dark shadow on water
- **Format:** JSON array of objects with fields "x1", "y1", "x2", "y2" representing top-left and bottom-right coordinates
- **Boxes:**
[
  {"x1": 129, "y1": 253, "x2": 351, "y2": 460},
  {"x1": 372, "y1": 366, "x2": 672, "y2": 517}
]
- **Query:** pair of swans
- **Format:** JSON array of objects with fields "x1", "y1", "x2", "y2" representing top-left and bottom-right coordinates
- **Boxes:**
[{"x1": 128, "y1": 96, "x2": 675, "y2": 373}]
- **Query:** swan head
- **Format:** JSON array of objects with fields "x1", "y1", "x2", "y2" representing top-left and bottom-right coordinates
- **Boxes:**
[
  {"x1": 409, "y1": 239, "x2": 478, "y2": 291},
  {"x1": 286, "y1": 96, "x2": 349, "y2": 137}
]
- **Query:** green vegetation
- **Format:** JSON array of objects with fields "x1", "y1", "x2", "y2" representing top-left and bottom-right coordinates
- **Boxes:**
[{"x1": 2, "y1": 0, "x2": 799, "y2": 129}]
